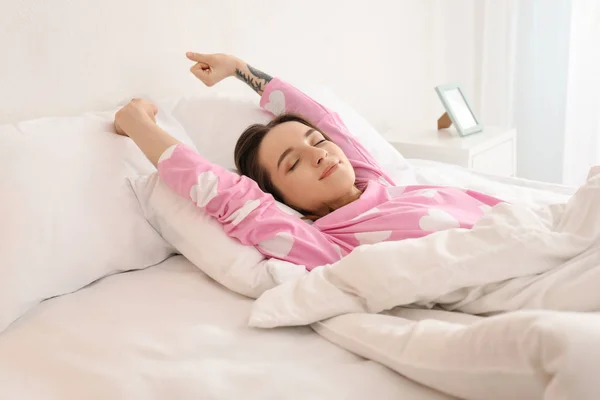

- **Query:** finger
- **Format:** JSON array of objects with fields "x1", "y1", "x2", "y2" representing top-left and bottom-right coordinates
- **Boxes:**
[
  {"x1": 114, "y1": 121, "x2": 128, "y2": 136},
  {"x1": 186, "y1": 52, "x2": 211, "y2": 63},
  {"x1": 190, "y1": 62, "x2": 210, "y2": 72},
  {"x1": 190, "y1": 66, "x2": 212, "y2": 82}
]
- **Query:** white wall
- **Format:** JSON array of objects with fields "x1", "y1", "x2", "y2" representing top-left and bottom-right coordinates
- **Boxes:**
[
  {"x1": 0, "y1": 0, "x2": 455, "y2": 133},
  {"x1": 21, "y1": 0, "x2": 576, "y2": 183},
  {"x1": 431, "y1": 0, "x2": 478, "y2": 117}
]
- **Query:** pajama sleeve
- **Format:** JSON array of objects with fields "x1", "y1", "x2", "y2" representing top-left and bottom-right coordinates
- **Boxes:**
[
  {"x1": 156, "y1": 144, "x2": 342, "y2": 270},
  {"x1": 259, "y1": 78, "x2": 396, "y2": 188}
]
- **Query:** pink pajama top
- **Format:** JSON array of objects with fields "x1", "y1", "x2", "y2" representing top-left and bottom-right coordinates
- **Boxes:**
[{"x1": 157, "y1": 78, "x2": 504, "y2": 270}]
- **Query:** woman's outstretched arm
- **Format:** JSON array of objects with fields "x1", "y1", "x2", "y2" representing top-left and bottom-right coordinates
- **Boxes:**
[
  {"x1": 113, "y1": 98, "x2": 342, "y2": 269},
  {"x1": 234, "y1": 61, "x2": 272, "y2": 96},
  {"x1": 185, "y1": 51, "x2": 395, "y2": 186},
  {"x1": 114, "y1": 98, "x2": 181, "y2": 167}
]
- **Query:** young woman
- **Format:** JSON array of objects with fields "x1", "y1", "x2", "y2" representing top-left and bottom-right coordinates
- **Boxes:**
[{"x1": 113, "y1": 52, "x2": 504, "y2": 270}]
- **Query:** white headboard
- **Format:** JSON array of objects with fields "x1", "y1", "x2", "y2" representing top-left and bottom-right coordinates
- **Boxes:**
[{"x1": 1, "y1": 0, "x2": 477, "y2": 131}]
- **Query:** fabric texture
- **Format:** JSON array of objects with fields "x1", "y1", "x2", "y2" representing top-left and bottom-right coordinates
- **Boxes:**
[{"x1": 314, "y1": 309, "x2": 600, "y2": 400}]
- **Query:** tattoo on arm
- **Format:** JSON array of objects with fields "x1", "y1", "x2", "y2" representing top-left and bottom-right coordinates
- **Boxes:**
[{"x1": 235, "y1": 64, "x2": 273, "y2": 96}]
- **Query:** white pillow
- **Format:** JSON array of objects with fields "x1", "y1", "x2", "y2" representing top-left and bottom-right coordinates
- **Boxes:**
[
  {"x1": 168, "y1": 84, "x2": 413, "y2": 182},
  {"x1": 129, "y1": 173, "x2": 306, "y2": 298},
  {"x1": 314, "y1": 309, "x2": 600, "y2": 400},
  {"x1": 168, "y1": 93, "x2": 270, "y2": 170},
  {"x1": 0, "y1": 104, "x2": 190, "y2": 332}
]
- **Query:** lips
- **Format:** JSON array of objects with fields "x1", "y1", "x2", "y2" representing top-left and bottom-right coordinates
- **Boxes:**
[{"x1": 319, "y1": 162, "x2": 339, "y2": 180}]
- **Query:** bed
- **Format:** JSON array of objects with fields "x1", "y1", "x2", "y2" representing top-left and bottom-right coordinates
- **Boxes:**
[
  {"x1": 0, "y1": 115, "x2": 580, "y2": 400},
  {"x1": 3, "y1": 2, "x2": 598, "y2": 399},
  {"x1": 5, "y1": 63, "x2": 600, "y2": 400},
  {"x1": 0, "y1": 154, "x2": 576, "y2": 400},
  {"x1": 3, "y1": 65, "x2": 594, "y2": 400}
]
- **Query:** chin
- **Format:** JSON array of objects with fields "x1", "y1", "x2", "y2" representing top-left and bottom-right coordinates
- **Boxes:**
[
  {"x1": 328, "y1": 181, "x2": 356, "y2": 199},
  {"x1": 338, "y1": 172, "x2": 357, "y2": 189},
  {"x1": 340, "y1": 164, "x2": 356, "y2": 182}
]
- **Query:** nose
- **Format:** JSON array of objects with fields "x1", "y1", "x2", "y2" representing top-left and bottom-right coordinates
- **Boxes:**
[{"x1": 310, "y1": 146, "x2": 328, "y2": 167}]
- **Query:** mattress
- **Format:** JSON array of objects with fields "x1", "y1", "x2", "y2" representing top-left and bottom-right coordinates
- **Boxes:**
[{"x1": 0, "y1": 255, "x2": 451, "y2": 400}]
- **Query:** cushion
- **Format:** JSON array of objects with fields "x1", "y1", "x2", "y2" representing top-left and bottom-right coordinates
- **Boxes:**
[
  {"x1": 167, "y1": 83, "x2": 413, "y2": 182},
  {"x1": 129, "y1": 173, "x2": 306, "y2": 298},
  {"x1": 168, "y1": 93, "x2": 271, "y2": 170},
  {"x1": 0, "y1": 103, "x2": 191, "y2": 333}
]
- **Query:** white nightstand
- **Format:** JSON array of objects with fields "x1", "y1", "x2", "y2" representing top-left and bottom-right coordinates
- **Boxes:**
[{"x1": 384, "y1": 126, "x2": 518, "y2": 177}]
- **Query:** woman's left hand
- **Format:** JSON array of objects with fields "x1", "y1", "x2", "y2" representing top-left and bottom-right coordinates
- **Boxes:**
[{"x1": 114, "y1": 98, "x2": 158, "y2": 136}]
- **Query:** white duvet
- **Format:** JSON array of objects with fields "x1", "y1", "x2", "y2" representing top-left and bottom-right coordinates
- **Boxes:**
[{"x1": 249, "y1": 166, "x2": 600, "y2": 399}]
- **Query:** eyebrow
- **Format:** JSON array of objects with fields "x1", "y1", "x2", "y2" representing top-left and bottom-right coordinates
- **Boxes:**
[{"x1": 276, "y1": 128, "x2": 317, "y2": 169}]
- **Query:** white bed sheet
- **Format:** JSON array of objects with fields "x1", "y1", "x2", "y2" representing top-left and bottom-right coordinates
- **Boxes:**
[
  {"x1": 408, "y1": 158, "x2": 575, "y2": 205},
  {"x1": 0, "y1": 162, "x2": 574, "y2": 400},
  {"x1": 0, "y1": 256, "x2": 451, "y2": 400}
]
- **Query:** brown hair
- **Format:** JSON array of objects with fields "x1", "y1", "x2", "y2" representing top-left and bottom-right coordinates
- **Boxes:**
[{"x1": 234, "y1": 113, "x2": 332, "y2": 216}]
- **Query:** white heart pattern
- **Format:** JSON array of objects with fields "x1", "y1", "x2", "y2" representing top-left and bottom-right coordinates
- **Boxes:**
[
  {"x1": 420, "y1": 189, "x2": 437, "y2": 198},
  {"x1": 351, "y1": 207, "x2": 380, "y2": 221},
  {"x1": 355, "y1": 230, "x2": 392, "y2": 246},
  {"x1": 189, "y1": 171, "x2": 219, "y2": 207},
  {"x1": 224, "y1": 199, "x2": 261, "y2": 226},
  {"x1": 418, "y1": 209, "x2": 460, "y2": 232},
  {"x1": 386, "y1": 186, "x2": 406, "y2": 198},
  {"x1": 264, "y1": 90, "x2": 286, "y2": 116},
  {"x1": 275, "y1": 202, "x2": 302, "y2": 217},
  {"x1": 158, "y1": 145, "x2": 177, "y2": 162},
  {"x1": 258, "y1": 231, "x2": 295, "y2": 258},
  {"x1": 378, "y1": 176, "x2": 391, "y2": 187}
]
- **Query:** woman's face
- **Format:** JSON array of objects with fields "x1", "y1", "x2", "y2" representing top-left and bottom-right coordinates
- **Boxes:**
[{"x1": 258, "y1": 121, "x2": 356, "y2": 214}]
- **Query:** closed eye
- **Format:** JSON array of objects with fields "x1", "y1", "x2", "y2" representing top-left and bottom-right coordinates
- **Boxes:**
[
  {"x1": 287, "y1": 139, "x2": 327, "y2": 173},
  {"x1": 288, "y1": 160, "x2": 299, "y2": 172}
]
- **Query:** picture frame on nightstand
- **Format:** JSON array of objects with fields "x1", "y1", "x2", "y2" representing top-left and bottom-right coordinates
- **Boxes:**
[{"x1": 435, "y1": 83, "x2": 483, "y2": 137}]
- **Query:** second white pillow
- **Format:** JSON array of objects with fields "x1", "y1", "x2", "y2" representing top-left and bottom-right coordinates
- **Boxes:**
[{"x1": 129, "y1": 173, "x2": 307, "y2": 299}]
